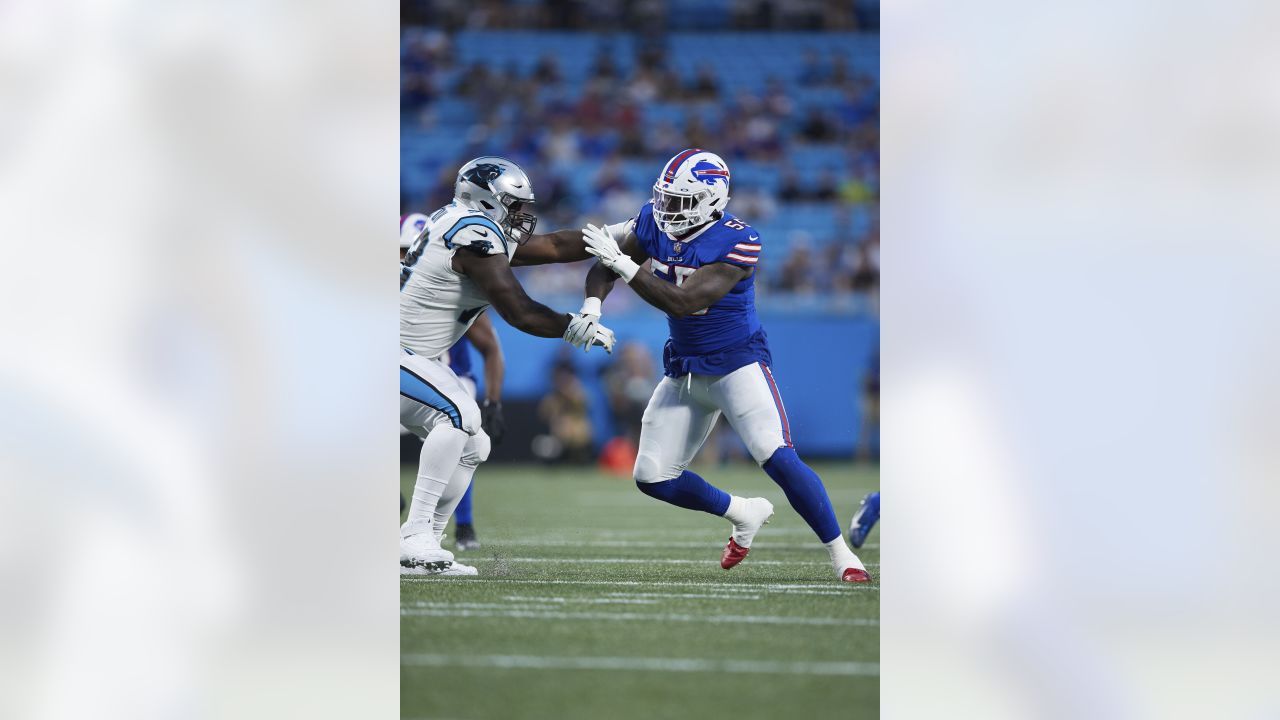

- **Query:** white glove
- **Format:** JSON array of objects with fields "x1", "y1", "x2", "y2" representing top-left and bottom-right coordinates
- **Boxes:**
[
  {"x1": 592, "y1": 320, "x2": 617, "y2": 354},
  {"x1": 583, "y1": 223, "x2": 640, "y2": 283},
  {"x1": 564, "y1": 313, "x2": 616, "y2": 354},
  {"x1": 563, "y1": 297, "x2": 603, "y2": 353}
]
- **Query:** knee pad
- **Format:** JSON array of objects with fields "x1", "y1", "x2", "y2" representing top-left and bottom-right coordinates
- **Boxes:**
[
  {"x1": 461, "y1": 431, "x2": 491, "y2": 467},
  {"x1": 632, "y1": 451, "x2": 662, "y2": 485}
]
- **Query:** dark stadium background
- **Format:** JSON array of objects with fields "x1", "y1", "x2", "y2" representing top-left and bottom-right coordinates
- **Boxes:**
[{"x1": 401, "y1": 0, "x2": 879, "y2": 464}]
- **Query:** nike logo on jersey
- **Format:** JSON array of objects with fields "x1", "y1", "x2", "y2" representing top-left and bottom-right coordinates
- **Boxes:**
[
  {"x1": 748, "y1": 235, "x2": 759, "y2": 241},
  {"x1": 474, "y1": 229, "x2": 489, "y2": 237}
]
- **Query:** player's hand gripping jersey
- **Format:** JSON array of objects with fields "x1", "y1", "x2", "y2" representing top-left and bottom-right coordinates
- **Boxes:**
[
  {"x1": 629, "y1": 201, "x2": 770, "y2": 377},
  {"x1": 400, "y1": 202, "x2": 515, "y2": 359}
]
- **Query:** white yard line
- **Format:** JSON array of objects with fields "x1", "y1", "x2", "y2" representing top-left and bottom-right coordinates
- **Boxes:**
[
  {"x1": 402, "y1": 577, "x2": 877, "y2": 592},
  {"x1": 494, "y1": 539, "x2": 879, "y2": 550},
  {"x1": 402, "y1": 653, "x2": 879, "y2": 677},
  {"x1": 469, "y1": 556, "x2": 879, "y2": 568},
  {"x1": 400, "y1": 607, "x2": 877, "y2": 627},
  {"x1": 603, "y1": 591, "x2": 764, "y2": 600},
  {"x1": 502, "y1": 592, "x2": 764, "y2": 602}
]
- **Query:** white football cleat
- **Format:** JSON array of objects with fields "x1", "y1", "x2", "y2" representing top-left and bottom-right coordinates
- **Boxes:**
[
  {"x1": 400, "y1": 561, "x2": 477, "y2": 577},
  {"x1": 401, "y1": 520, "x2": 454, "y2": 569},
  {"x1": 721, "y1": 497, "x2": 774, "y2": 569}
]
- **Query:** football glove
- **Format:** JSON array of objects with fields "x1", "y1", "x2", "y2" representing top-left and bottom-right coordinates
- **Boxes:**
[
  {"x1": 564, "y1": 310, "x2": 616, "y2": 354},
  {"x1": 562, "y1": 297, "x2": 602, "y2": 352},
  {"x1": 480, "y1": 400, "x2": 505, "y2": 445},
  {"x1": 583, "y1": 223, "x2": 640, "y2": 283}
]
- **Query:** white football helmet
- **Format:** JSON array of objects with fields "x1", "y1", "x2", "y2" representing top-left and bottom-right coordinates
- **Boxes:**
[
  {"x1": 454, "y1": 156, "x2": 538, "y2": 244},
  {"x1": 400, "y1": 212, "x2": 428, "y2": 250},
  {"x1": 652, "y1": 149, "x2": 731, "y2": 236}
]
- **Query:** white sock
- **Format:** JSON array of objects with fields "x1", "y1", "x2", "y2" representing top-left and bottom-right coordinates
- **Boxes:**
[
  {"x1": 432, "y1": 455, "x2": 480, "y2": 542},
  {"x1": 404, "y1": 425, "x2": 468, "y2": 537},
  {"x1": 722, "y1": 495, "x2": 749, "y2": 523},
  {"x1": 825, "y1": 536, "x2": 866, "y2": 571}
]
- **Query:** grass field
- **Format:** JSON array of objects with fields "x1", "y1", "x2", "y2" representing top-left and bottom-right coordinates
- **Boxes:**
[{"x1": 400, "y1": 460, "x2": 879, "y2": 720}]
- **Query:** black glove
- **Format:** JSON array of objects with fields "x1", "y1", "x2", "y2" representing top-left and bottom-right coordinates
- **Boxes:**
[{"x1": 481, "y1": 400, "x2": 505, "y2": 445}]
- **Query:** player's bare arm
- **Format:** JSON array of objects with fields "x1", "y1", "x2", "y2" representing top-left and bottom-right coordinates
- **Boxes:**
[
  {"x1": 454, "y1": 249, "x2": 570, "y2": 338},
  {"x1": 510, "y1": 229, "x2": 591, "y2": 267},
  {"x1": 583, "y1": 224, "x2": 750, "y2": 318},
  {"x1": 632, "y1": 261, "x2": 749, "y2": 318},
  {"x1": 464, "y1": 312, "x2": 504, "y2": 404}
]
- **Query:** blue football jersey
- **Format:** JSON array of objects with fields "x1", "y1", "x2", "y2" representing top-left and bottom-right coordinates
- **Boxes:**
[
  {"x1": 447, "y1": 336, "x2": 474, "y2": 380},
  {"x1": 632, "y1": 201, "x2": 771, "y2": 377}
]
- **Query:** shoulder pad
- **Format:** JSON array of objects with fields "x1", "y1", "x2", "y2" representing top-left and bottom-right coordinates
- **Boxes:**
[{"x1": 442, "y1": 214, "x2": 509, "y2": 256}]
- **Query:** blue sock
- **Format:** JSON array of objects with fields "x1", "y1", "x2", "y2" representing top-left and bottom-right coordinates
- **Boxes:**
[
  {"x1": 762, "y1": 447, "x2": 841, "y2": 543},
  {"x1": 455, "y1": 483, "x2": 474, "y2": 525},
  {"x1": 636, "y1": 470, "x2": 731, "y2": 516}
]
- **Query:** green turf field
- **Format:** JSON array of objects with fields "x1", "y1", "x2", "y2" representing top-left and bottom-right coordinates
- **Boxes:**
[{"x1": 400, "y1": 461, "x2": 879, "y2": 720}]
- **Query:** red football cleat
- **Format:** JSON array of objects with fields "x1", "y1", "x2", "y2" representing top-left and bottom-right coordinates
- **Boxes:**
[
  {"x1": 721, "y1": 537, "x2": 750, "y2": 569},
  {"x1": 841, "y1": 567, "x2": 872, "y2": 583}
]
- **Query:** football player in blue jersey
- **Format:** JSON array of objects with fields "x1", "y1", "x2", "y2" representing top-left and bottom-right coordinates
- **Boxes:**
[
  {"x1": 849, "y1": 491, "x2": 879, "y2": 549},
  {"x1": 577, "y1": 149, "x2": 871, "y2": 583},
  {"x1": 442, "y1": 315, "x2": 506, "y2": 551}
]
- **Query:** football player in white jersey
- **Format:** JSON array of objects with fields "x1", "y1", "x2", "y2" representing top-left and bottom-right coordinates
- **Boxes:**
[{"x1": 400, "y1": 156, "x2": 612, "y2": 575}]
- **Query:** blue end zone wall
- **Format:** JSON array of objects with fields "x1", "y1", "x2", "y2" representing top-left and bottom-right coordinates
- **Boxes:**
[{"x1": 470, "y1": 309, "x2": 878, "y2": 456}]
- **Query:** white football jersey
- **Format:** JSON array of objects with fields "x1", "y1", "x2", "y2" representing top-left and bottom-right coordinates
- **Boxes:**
[{"x1": 400, "y1": 202, "x2": 517, "y2": 358}]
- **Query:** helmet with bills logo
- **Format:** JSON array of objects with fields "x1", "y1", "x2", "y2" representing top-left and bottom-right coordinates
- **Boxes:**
[
  {"x1": 400, "y1": 213, "x2": 428, "y2": 250},
  {"x1": 652, "y1": 148, "x2": 731, "y2": 236}
]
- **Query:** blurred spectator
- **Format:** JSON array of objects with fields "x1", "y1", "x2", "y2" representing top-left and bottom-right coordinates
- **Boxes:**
[
  {"x1": 775, "y1": 235, "x2": 817, "y2": 295},
  {"x1": 602, "y1": 343, "x2": 656, "y2": 443},
  {"x1": 732, "y1": 184, "x2": 778, "y2": 221},
  {"x1": 797, "y1": 49, "x2": 825, "y2": 85},
  {"x1": 532, "y1": 54, "x2": 562, "y2": 84},
  {"x1": 536, "y1": 362, "x2": 594, "y2": 464},
  {"x1": 541, "y1": 115, "x2": 582, "y2": 168},
  {"x1": 813, "y1": 169, "x2": 839, "y2": 201},
  {"x1": 778, "y1": 168, "x2": 803, "y2": 202},
  {"x1": 829, "y1": 50, "x2": 851, "y2": 86},
  {"x1": 454, "y1": 61, "x2": 498, "y2": 100},
  {"x1": 800, "y1": 108, "x2": 838, "y2": 143},
  {"x1": 590, "y1": 48, "x2": 619, "y2": 80},
  {"x1": 647, "y1": 119, "x2": 683, "y2": 157},
  {"x1": 851, "y1": 243, "x2": 878, "y2": 291},
  {"x1": 688, "y1": 65, "x2": 721, "y2": 100},
  {"x1": 401, "y1": 18, "x2": 879, "y2": 313},
  {"x1": 761, "y1": 77, "x2": 795, "y2": 119},
  {"x1": 839, "y1": 157, "x2": 878, "y2": 204}
]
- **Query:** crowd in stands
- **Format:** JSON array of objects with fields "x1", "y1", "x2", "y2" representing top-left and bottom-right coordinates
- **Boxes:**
[
  {"x1": 402, "y1": 11, "x2": 879, "y2": 313},
  {"x1": 402, "y1": 0, "x2": 879, "y2": 33}
]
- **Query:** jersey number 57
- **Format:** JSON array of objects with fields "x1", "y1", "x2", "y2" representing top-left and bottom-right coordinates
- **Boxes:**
[{"x1": 651, "y1": 260, "x2": 708, "y2": 316}]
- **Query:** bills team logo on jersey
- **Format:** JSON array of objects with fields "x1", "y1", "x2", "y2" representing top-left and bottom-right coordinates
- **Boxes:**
[{"x1": 690, "y1": 160, "x2": 729, "y2": 185}]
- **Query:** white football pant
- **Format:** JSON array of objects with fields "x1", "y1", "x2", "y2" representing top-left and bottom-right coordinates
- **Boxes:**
[{"x1": 634, "y1": 361, "x2": 793, "y2": 484}]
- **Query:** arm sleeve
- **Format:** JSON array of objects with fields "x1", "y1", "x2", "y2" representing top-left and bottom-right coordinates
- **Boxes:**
[{"x1": 603, "y1": 218, "x2": 635, "y2": 243}]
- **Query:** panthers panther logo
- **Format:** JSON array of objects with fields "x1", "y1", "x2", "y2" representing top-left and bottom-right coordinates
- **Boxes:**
[{"x1": 461, "y1": 163, "x2": 504, "y2": 189}]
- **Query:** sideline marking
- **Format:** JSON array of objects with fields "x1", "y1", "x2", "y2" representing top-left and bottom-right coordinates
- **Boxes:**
[
  {"x1": 467, "y1": 556, "x2": 879, "y2": 568},
  {"x1": 402, "y1": 578, "x2": 876, "y2": 592},
  {"x1": 402, "y1": 653, "x2": 879, "y2": 677},
  {"x1": 400, "y1": 606, "x2": 878, "y2": 627}
]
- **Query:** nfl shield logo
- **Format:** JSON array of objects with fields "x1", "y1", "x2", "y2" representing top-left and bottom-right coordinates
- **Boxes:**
[{"x1": 673, "y1": 242, "x2": 683, "y2": 253}]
